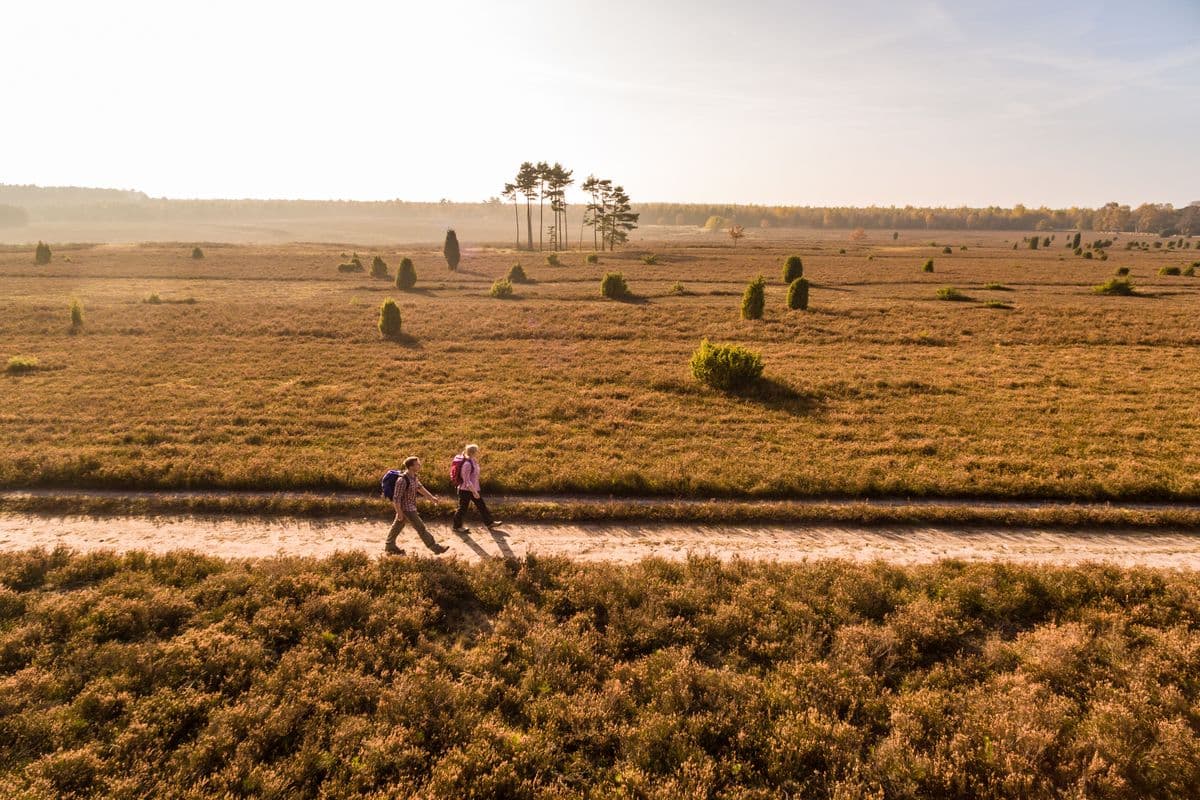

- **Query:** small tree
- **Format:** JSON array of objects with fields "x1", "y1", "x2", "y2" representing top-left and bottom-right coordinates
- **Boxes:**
[
  {"x1": 395, "y1": 257, "x2": 416, "y2": 290},
  {"x1": 191, "y1": 246, "x2": 204, "y2": 259},
  {"x1": 443, "y1": 229, "x2": 461, "y2": 271},
  {"x1": 782, "y1": 255, "x2": 803, "y2": 283},
  {"x1": 923, "y1": 259, "x2": 934, "y2": 272},
  {"x1": 1029, "y1": 237, "x2": 1039, "y2": 250},
  {"x1": 378, "y1": 298, "x2": 402, "y2": 338},
  {"x1": 69, "y1": 299, "x2": 83, "y2": 331},
  {"x1": 601, "y1": 272, "x2": 629, "y2": 299},
  {"x1": 1072, "y1": 232, "x2": 1082, "y2": 249},
  {"x1": 545, "y1": 253, "x2": 561, "y2": 267},
  {"x1": 507, "y1": 263, "x2": 529, "y2": 283},
  {"x1": 787, "y1": 277, "x2": 809, "y2": 310},
  {"x1": 741, "y1": 276, "x2": 766, "y2": 320},
  {"x1": 371, "y1": 256, "x2": 389, "y2": 279},
  {"x1": 34, "y1": 241, "x2": 51, "y2": 265},
  {"x1": 892, "y1": 231, "x2": 899, "y2": 240},
  {"x1": 690, "y1": 339, "x2": 763, "y2": 391},
  {"x1": 728, "y1": 224, "x2": 745, "y2": 246}
]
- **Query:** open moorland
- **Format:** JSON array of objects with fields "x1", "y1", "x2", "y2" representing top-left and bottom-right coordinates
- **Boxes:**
[{"x1": 3, "y1": 231, "x2": 1200, "y2": 507}]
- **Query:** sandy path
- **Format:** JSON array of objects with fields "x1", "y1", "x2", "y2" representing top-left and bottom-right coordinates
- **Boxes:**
[{"x1": 3, "y1": 514, "x2": 1200, "y2": 567}]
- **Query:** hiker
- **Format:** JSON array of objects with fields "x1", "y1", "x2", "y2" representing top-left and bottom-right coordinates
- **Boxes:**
[
  {"x1": 451, "y1": 443, "x2": 503, "y2": 533},
  {"x1": 383, "y1": 456, "x2": 450, "y2": 556}
]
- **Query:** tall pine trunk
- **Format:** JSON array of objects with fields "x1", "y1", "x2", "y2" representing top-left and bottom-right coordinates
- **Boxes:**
[
  {"x1": 525, "y1": 199, "x2": 533, "y2": 251},
  {"x1": 512, "y1": 199, "x2": 520, "y2": 250}
]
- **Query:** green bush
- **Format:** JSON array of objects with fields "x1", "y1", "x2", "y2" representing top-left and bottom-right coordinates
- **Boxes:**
[
  {"x1": 935, "y1": 287, "x2": 972, "y2": 301},
  {"x1": 378, "y1": 298, "x2": 402, "y2": 338},
  {"x1": 690, "y1": 338, "x2": 763, "y2": 391},
  {"x1": 942, "y1": 245, "x2": 953, "y2": 254},
  {"x1": 641, "y1": 253, "x2": 658, "y2": 265},
  {"x1": 741, "y1": 276, "x2": 766, "y2": 319},
  {"x1": 545, "y1": 253, "x2": 561, "y2": 267},
  {"x1": 585, "y1": 253, "x2": 599, "y2": 264},
  {"x1": 34, "y1": 241, "x2": 51, "y2": 265},
  {"x1": 191, "y1": 246, "x2": 204, "y2": 260},
  {"x1": 1115, "y1": 267, "x2": 1130, "y2": 276},
  {"x1": 669, "y1": 281, "x2": 687, "y2": 295},
  {"x1": 70, "y1": 299, "x2": 83, "y2": 330},
  {"x1": 786, "y1": 277, "x2": 809, "y2": 310},
  {"x1": 395, "y1": 257, "x2": 417, "y2": 290},
  {"x1": 6, "y1": 355, "x2": 40, "y2": 374},
  {"x1": 600, "y1": 272, "x2": 629, "y2": 300},
  {"x1": 490, "y1": 278, "x2": 514, "y2": 299},
  {"x1": 443, "y1": 229, "x2": 461, "y2": 271},
  {"x1": 1083, "y1": 250, "x2": 1093, "y2": 260},
  {"x1": 782, "y1": 255, "x2": 803, "y2": 283},
  {"x1": 923, "y1": 259, "x2": 934, "y2": 273},
  {"x1": 1093, "y1": 277, "x2": 1136, "y2": 296},
  {"x1": 144, "y1": 293, "x2": 162, "y2": 304},
  {"x1": 1159, "y1": 266, "x2": 1181, "y2": 276},
  {"x1": 370, "y1": 256, "x2": 389, "y2": 279},
  {"x1": 506, "y1": 263, "x2": 529, "y2": 283}
]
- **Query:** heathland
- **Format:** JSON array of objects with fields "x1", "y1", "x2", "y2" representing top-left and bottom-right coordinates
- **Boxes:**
[
  {"x1": 3, "y1": 231, "x2": 1200, "y2": 503},
  {"x1": 2, "y1": 550, "x2": 1198, "y2": 798}
]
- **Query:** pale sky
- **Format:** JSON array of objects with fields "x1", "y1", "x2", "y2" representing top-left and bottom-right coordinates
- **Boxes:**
[{"x1": 4, "y1": 0, "x2": 1198, "y2": 207}]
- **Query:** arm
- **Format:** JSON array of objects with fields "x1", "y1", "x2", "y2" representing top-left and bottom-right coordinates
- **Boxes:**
[{"x1": 417, "y1": 480, "x2": 439, "y2": 502}]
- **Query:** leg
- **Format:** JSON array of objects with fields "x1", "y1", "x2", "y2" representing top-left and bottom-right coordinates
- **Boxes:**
[
  {"x1": 452, "y1": 490, "x2": 471, "y2": 530},
  {"x1": 404, "y1": 509, "x2": 446, "y2": 553},
  {"x1": 385, "y1": 516, "x2": 406, "y2": 554},
  {"x1": 471, "y1": 494, "x2": 496, "y2": 527}
]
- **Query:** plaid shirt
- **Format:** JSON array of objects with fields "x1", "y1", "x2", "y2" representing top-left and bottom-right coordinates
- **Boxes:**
[{"x1": 395, "y1": 471, "x2": 422, "y2": 513}]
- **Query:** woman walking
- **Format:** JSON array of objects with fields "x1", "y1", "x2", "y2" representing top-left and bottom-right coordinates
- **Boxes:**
[{"x1": 452, "y1": 444, "x2": 503, "y2": 532}]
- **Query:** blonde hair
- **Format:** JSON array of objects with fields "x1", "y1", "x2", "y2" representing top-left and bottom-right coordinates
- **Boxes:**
[{"x1": 464, "y1": 444, "x2": 479, "y2": 457}]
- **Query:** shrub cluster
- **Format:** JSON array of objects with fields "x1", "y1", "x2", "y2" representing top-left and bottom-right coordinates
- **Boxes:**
[
  {"x1": 740, "y1": 276, "x2": 766, "y2": 320},
  {"x1": 690, "y1": 338, "x2": 763, "y2": 390},
  {"x1": 395, "y1": 258, "x2": 417, "y2": 290},
  {"x1": 600, "y1": 272, "x2": 629, "y2": 300},
  {"x1": 337, "y1": 255, "x2": 364, "y2": 273},
  {"x1": 377, "y1": 298, "x2": 402, "y2": 338},
  {"x1": 1, "y1": 551, "x2": 1198, "y2": 799},
  {"x1": 489, "y1": 278, "x2": 514, "y2": 299},
  {"x1": 5, "y1": 355, "x2": 40, "y2": 374},
  {"x1": 1093, "y1": 277, "x2": 1136, "y2": 296}
]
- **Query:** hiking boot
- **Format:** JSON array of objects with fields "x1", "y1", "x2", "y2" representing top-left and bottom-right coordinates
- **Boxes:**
[
  {"x1": 384, "y1": 542, "x2": 405, "y2": 556},
  {"x1": 430, "y1": 544, "x2": 451, "y2": 555},
  {"x1": 487, "y1": 520, "x2": 505, "y2": 528},
  {"x1": 451, "y1": 526, "x2": 470, "y2": 533}
]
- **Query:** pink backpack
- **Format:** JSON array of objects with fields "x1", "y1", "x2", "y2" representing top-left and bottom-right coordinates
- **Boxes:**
[{"x1": 449, "y1": 455, "x2": 468, "y2": 488}]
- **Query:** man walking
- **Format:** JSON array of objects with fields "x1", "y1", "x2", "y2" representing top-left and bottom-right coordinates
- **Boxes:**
[{"x1": 386, "y1": 456, "x2": 450, "y2": 556}]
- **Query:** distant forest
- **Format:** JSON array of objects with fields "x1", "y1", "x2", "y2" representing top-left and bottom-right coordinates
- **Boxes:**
[{"x1": 1, "y1": 184, "x2": 1197, "y2": 235}]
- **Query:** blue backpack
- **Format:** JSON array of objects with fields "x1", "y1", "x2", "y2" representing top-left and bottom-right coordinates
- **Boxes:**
[{"x1": 380, "y1": 469, "x2": 409, "y2": 500}]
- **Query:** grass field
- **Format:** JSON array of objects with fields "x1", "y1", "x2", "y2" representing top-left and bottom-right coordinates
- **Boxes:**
[
  {"x1": 3, "y1": 232, "x2": 1200, "y2": 502},
  {"x1": 2, "y1": 549, "x2": 1198, "y2": 798}
]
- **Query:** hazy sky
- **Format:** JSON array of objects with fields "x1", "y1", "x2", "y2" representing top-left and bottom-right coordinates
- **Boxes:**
[{"x1": 5, "y1": 0, "x2": 1198, "y2": 206}]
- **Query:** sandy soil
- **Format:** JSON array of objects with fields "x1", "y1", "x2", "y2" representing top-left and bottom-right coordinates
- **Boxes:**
[{"x1": 2, "y1": 513, "x2": 1200, "y2": 568}]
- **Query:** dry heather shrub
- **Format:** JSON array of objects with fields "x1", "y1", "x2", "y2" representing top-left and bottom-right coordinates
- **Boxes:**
[
  {"x1": 690, "y1": 339, "x2": 763, "y2": 391},
  {"x1": 490, "y1": 278, "x2": 514, "y2": 299},
  {"x1": 600, "y1": 272, "x2": 629, "y2": 300}
]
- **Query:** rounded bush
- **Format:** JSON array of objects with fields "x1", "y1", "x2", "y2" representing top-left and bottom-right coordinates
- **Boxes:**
[
  {"x1": 1115, "y1": 267, "x2": 1131, "y2": 276},
  {"x1": 507, "y1": 263, "x2": 529, "y2": 283},
  {"x1": 34, "y1": 241, "x2": 51, "y2": 265},
  {"x1": 545, "y1": 253, "x2": 561, "y2": 267},
  {"x1": 741, "y1": 276, "x2": 766, "y2": 320},
  {"x1": 943, "y1": 245, "x2": 953, "y2": 254},
  {"x1": 490, "y1": 278, "x2": 514, "y2": 298},
  {"x1": 1159, "y1": 266, "x2": 1181, "y2": 276},
  {"x1": 191, "y1": 246, "x2": 204, "y2": 260},
  {"x1": 923, "y1": 259, "x2": 934, "y2": 272},
  {"x1": 378, "y1": 298, "x2": 402, "y2": 338},
  {"x1": 1093, "y1": 278, "x2": 1135, "y2": 296},
  {"x1": 600, "y1": 272, "x2": 629, "y2": 300},
  {"x1": 782, "y1": 255, "x2": 803, "y2": 283},
  {"x1": 443, "y1": 229, "x2": 461, "y2": 271},
  {"x1": 370, "y1": 256, "x2": 389, "y2": 279},
  {"x1": 641, "y1": 254, "x2": 658, "y2": 265},
  {"x1": 585, "y1": 253, "x2": 599, "y2": 264},
  {"x1": 787, "y1": 277, "x2": 809, "y2": 310},
  {"x1": 936, "y1": 286, "x2": 972, "y2": 302},
  {"x1": 395, "y1": 257, "x2": 417, "y2": 290},
  {"x1": 690, "y1": 339, "x2": 763, "y2": 391}
]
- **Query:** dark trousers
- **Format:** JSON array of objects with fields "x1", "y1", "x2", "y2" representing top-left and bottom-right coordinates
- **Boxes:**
[{"x1": 453, "y1": 489, "x2": 494, "y2": 528}]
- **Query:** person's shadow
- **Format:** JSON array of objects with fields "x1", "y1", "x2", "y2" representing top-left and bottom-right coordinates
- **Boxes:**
[{"x1": 450, "y1": 528, "x2": 492, "y2": 559}]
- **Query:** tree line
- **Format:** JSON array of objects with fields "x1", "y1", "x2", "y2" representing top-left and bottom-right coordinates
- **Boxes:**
[{"x1": 501, "y1": 163, "x2": 639, "y2": 251}]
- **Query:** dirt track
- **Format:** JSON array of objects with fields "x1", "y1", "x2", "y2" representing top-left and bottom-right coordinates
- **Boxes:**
[{"x1": 3, "y1": 513, "x2": 1200, "y2": 567}]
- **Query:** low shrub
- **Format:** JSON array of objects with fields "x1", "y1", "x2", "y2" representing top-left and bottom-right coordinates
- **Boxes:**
[
  {"x1": 1185, "y1": 265, "x2": 1196, "y2": 277},
  {"x1": 395, "y1": 257, "x2": 417, "y2": 290},
  {"x1": 935, "y1": 287, "x2": 972, "y2": 301},
  {"x1": 983, "y1": 282, "x2": 1009, "y2": 290},
  {"x1": 144, "y1": 293, "x2": 162, "y2": 304},
  {"x1": 669, "y1": 281, "x2": 688, "y2": 295},
  {"x1": 1074, "y1": 247, "x2": 1083, "y2": 256},
  {"x1": 545, "y1": 253, "x2": 561, "y2": 267},
  {"x1": 690, "y1": 338, "x2": 763, "y2": 391},
  {"x1": 787, "y1": 277, "x2": 809, "y2": 310},
  {"x1": 378, "y1": 298, "x2": 402, "y2": 338},
  {"x1": 1083, "y1": 251, "x2": 1093, "y2": 260},
  {"x1": 1159, "y1": 266, "x2": 1181, "y2": 276},
  {"x1": 943, "y1": 245, "x2": 953, "y2": 254},
  {"x1": 741, "y1": 276, "x2": 766, "y2": 320},
  {"x1": 782, "y1": 255, "x2": 803, "y2": 283},
  {"x1": 1115, "y1": 267, "x2": 1130, "y2": 276},
  {"x1": 1093, "y1": 277, "x2": 1136, "y2": 296},
  {"x1": 983, "y1": 300, "x2": 1013, "y2": 309},
  {"x1": 191, "y1": 246, "x2": 204, "y2": 259},
  {"x1": 70, "y1": 299, "x2": 83, "y2": 330},
  {"x1": 490, "y1": 278, "x2": 514, "y2": 299},
  {"x1": 34, "y1": 241, "x2": 51, "y2": 265},
  {"x1": 600, "y1": 272, "x2": 629, "y2": 300},
  {"x1": 641, "y1": 253, "x2": 658, "y2": 265},
  {"x1": 923, "y1": 259, "x2": 934, "y2": 273},
  {"x1": 6, "y1": 355, "x2": 40, "y2": 374},
  {"x1": 370, "y1": 256, "x2": 389, "y2": 279},
  {"x1": 506, "y1": 263, "x2": 529, "y2": 283},
  {"x1": 337, "y1": 255, "x2": 364, "y2": 273},
  {"x1": 585, "y1": 253, "x2": 599, "y2": 264},
  {"x1": 1028, "y1": 238, "x2": 1039, "y2": 250}
]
